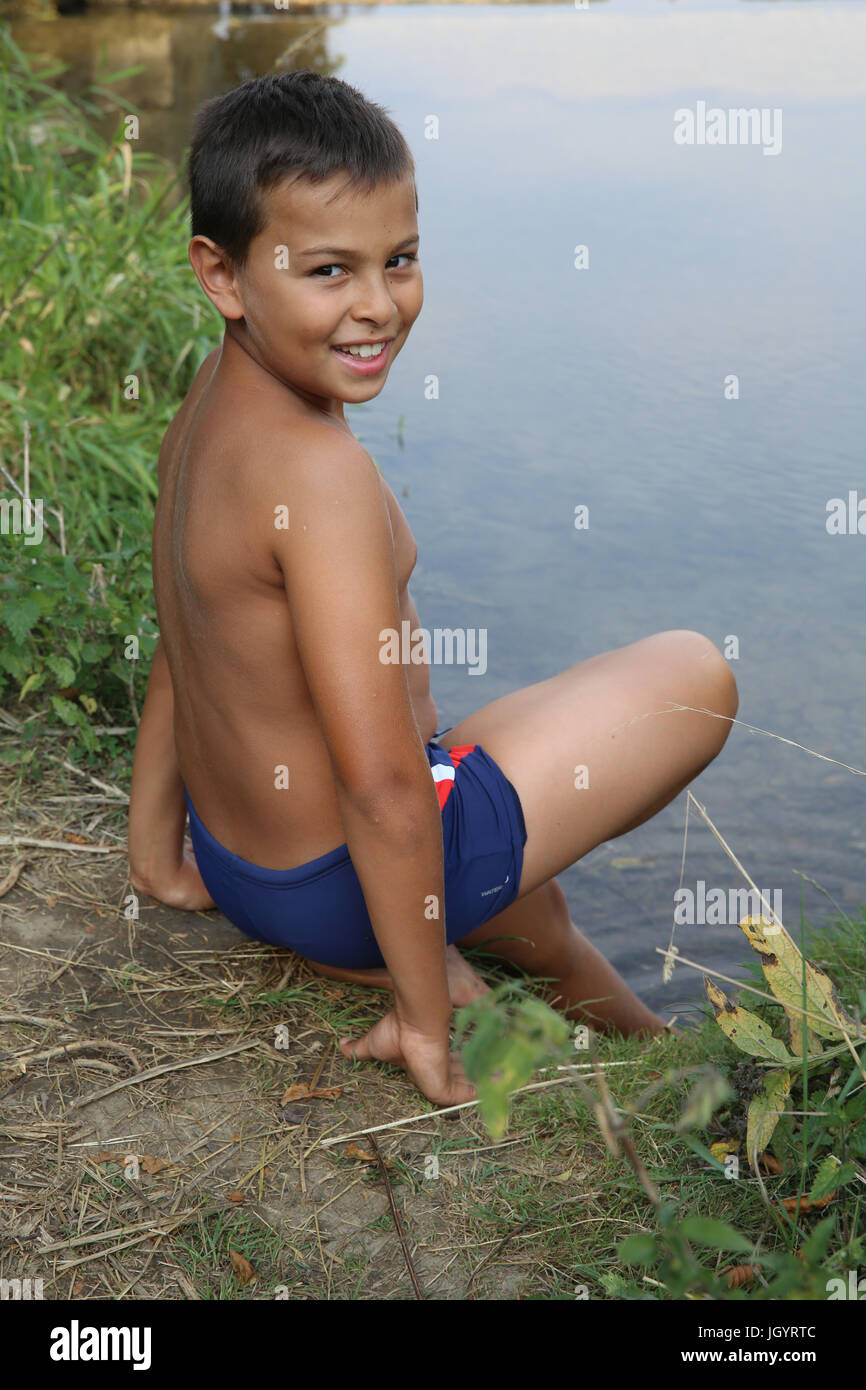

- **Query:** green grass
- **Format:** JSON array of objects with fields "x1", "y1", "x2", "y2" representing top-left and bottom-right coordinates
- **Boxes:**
[
  {"x1": 0, "y1": 24, "x2": 222, "y2": 765},
  {"x1": 171, "y1": 1208, "x2": 303, "y2": 1300},
  {"x1": 441, "y1": 912, "x2": 866, "y2": 1299}
]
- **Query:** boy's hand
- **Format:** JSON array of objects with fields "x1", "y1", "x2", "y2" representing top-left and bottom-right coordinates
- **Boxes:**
[{"x1": 339, "y1": 1009, "x2": 477, "y2": 1108}]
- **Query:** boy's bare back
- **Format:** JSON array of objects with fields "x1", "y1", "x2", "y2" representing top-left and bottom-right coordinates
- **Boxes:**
[
  {"x1": 153, "y1": 333, "x2": 437, "y2": 869},
  {"x1": 127, "y1": 70, "x2": 715, "y2": 1088}
]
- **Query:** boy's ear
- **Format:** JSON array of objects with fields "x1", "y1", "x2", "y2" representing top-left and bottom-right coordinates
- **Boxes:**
[{"x1": 188, "y1": 236, "x2": 244, "y2": 321}]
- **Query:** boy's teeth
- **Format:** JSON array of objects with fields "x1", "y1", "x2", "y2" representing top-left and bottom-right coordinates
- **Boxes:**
[{"x1": 336, "y1": 342, "x2": 385, "y2": 358}]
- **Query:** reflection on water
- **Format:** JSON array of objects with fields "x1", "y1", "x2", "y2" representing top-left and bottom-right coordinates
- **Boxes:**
[
  {"x1": 9, "y1": 5, "x2": 340, "y2": 168},
  {"x1": 12, "y1": 2, "x2": 866, "y2": 1015}
]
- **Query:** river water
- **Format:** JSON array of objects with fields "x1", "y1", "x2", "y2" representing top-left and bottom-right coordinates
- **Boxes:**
[{"x1": 14, "y1": 0, "x2": 866, "y2": 1017}]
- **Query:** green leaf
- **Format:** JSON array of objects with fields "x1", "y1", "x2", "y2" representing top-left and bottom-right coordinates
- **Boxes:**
[
  {"x1": 678, "y1": 1216, "x2": 753, "y2": 1253},
  {"x1": 849, "y1": 1128, "x2": 866, "y2": 1160},
  {"x1": 516, "y1": 995, "x2": 571, "y2": 1047},
  {"x1": 45, "y1": 654, "x2": 76, "y2": 686},
  {"x1": 808, "y1": 1154, "x2": 842, "y2": 1204},
  {"x1": 0, "y1": 595, "x2": 41, "y2": 643},
  {"x1": 459, "y1": 1003, "x2": 502, "y2": 1075},
  {"x1": 50, "y1": 694, "x2": 84, "y2": 727},
  {"x1": 0, "y1": 649, "x2": 27, "y2": 678},
  {"x1": 801, "y1": 1215, "x2": 837, "y2": 1265},
  {"x1": 842, "y1": 1087, "x2": 866, "y2": 1124},
  {"x1": 22, "y1": 562, "x2": 63, "y2": 586},
  {"x1": 81, "y1": 640, "x2": 112, "y2": 662},
  {"x1": 807, "y1": 1157, "x2": 856, "y2": 1202},
  {"x1": 745, "y1": 1070, "x2": 791, "y2": 1167},
  {"x1": 617, "y1": 1234, "x2": 658, "y2": 1266}
]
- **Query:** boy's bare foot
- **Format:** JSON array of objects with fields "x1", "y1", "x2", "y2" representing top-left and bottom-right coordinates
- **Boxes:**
[
  {"x1": 443, "y1": 945, "x2": 492, "y2": 1007},
  {"x1": 307, "y1": 943, "x2": 490, "y2": 1008}
]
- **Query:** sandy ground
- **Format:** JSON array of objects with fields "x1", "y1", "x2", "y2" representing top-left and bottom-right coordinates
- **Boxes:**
[{"x1": 0, "y1": 840, "x2": 583, "y2": 1300}]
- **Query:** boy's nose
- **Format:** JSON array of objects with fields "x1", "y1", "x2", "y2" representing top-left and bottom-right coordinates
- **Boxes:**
[{"x1": 351, "y1": 276, "x2": 399, "y2": 323}]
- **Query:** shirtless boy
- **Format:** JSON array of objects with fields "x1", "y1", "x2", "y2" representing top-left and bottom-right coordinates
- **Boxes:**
[{"x1": 127, "y1": 71, "x2": 739, "y2": 1109}]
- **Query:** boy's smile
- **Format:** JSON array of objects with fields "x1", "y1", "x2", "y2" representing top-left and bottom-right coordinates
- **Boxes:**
[{"x1": 191, "y1": 172, "x2": 422, "y2": 425}]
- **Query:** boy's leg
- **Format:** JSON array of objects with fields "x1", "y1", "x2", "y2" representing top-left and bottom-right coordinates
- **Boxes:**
[
  {"x1": 440, "y1": 629, "x2": 739, "y2": 1033},
  {"x1": 457, "y1": 877, "x2": 666, "y2": 1035}
]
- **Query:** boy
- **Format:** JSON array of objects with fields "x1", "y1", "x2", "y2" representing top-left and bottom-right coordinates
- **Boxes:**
[{"x1": 127, "y1": 71, "x2": 738, "y2": 1109}]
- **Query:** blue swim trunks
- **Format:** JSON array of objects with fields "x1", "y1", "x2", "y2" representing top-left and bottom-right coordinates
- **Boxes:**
[{"x1": 183, "y1": 740, "x2": 527, "y2": 969}]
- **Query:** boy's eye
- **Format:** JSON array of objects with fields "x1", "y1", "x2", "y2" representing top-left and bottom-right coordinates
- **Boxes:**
[{"x1": 310, "y1": 253, "x2": 418, "y2": 278}]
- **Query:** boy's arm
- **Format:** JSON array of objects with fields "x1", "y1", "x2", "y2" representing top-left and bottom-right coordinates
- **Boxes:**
[
  {"x1": 127, "y1": 638, "x2": 214, "y2": 910},
  {"x1": 273, "y1": 431, "x2": 451, "y2": 1036}
]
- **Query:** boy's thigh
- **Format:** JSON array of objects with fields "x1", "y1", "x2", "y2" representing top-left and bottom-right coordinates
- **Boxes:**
[{"x1": 438, "y1": 629, "x2": 736, "y2": 892}]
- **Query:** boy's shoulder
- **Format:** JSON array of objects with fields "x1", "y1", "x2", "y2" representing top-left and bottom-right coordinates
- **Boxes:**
[{"x1": 157, "y1": 345, "x2": 408, "y2": 550}]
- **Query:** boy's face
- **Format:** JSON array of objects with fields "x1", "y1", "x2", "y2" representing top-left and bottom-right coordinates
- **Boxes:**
[{"x1": 221, "y1": 172, "x2": 422, "y2": 418}]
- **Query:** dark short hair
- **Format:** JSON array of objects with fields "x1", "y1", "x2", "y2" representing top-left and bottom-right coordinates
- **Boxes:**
[{"x1": 187, "y1": 69, "x2": 417, "y2": 270}]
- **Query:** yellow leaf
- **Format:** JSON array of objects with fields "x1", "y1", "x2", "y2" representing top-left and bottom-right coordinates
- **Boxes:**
[
  {"x1": 739, "y1": 916, "x2": 861, "y2": 1042},
  {"x1": 18, "y1": 672, "x2": 42, "y2": 701},
  {"x1": 705, "y1": 978, "x2": 795, "y2": 1063},
  {"x1": 710, "y1": 1140, "x2": 739, "y2": 1161},
  {"x1": 784, "y1": 1007, "x2": 822, "y2": 1058},
  {"x1": 745, "y1": 1070, "x2": 790, "y2": 1170}
]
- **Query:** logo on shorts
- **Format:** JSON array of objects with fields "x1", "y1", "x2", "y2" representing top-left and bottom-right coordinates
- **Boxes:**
[{"x1": 480, "y1": 873, "x2": 509, "y2": 898}]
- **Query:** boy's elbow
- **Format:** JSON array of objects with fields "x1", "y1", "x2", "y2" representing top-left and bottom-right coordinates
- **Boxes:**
[{"x1": 337, "y1": 759, "x2": 435, "y2": 829}]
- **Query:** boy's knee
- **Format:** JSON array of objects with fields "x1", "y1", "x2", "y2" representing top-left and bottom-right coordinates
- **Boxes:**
[{"x1": 655, "y1": 629, "x2": 738, "y2": 717}]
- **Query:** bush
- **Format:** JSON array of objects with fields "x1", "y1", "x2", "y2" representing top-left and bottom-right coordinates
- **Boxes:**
[{"x1": 0, "y1": 26, "x2": 219, "y2": 752}]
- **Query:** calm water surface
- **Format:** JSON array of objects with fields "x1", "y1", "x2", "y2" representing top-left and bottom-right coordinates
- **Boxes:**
[{"x1": 17, "y1": 0, "x2": 866, "y2": 1014}]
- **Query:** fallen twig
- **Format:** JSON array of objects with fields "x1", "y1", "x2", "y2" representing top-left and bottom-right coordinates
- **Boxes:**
[
  {"x1": 369, "y1": 1133, "x2": 424, "y2": 1299},
  {"x1": 0, "y1": 1012, "x2": 64, "y2": 1028},
  {"x1": 6, "y1": 1039, "x2": 142, "y2": 1069},
  {"x1": 320, "y1": 1066, "x2": 640, "y2": 1148},
  {"x1": 0, "y1": 835, "x2": 124, "y2": 854},
  {"x1": 69, "y1": 1038, "x2": 261, "y2": 1109}
]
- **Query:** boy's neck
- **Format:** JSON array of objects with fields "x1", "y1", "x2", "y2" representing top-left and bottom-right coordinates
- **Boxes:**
[{"x1": 222, "y1": 321, "x2": 349, "y2": 431}]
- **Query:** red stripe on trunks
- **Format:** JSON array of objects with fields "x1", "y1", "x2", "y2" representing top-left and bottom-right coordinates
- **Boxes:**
[{"x1": 433, "y1": 744, "x2": 476, "y2": 810}]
